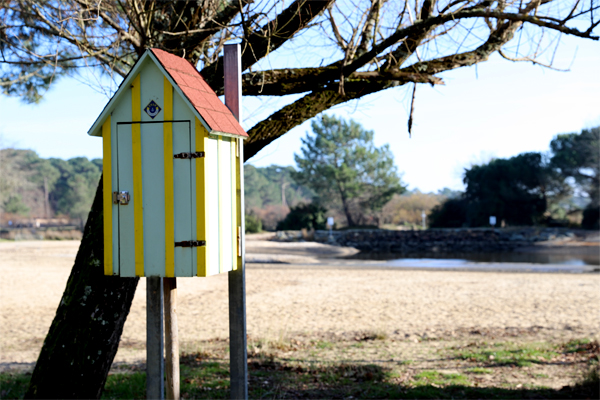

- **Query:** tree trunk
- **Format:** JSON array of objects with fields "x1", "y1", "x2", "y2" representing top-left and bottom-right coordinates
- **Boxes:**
[
  {"x1": 25, "y1": 175, "x2": 139, "y2": 399},
  {"x1": 337, "y1": 183, "x2": 355, "y2": 227},
  {"x1": 341, "y1": 199, "x2": 355, "y2": 227}
]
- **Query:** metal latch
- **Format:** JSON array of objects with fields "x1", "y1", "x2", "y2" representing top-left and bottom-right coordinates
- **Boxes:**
[
  {"x1": 112, "y1": 191, "x2": 130, "y2": 205},
  {"x1": 174, "y1": 152, "x2": 205, "y2": 159},
  {"x1": 175, "y1": 240, "x2": 206, "y2": 247}
]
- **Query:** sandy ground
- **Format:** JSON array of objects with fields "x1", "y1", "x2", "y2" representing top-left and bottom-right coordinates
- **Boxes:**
[{"x1": 1, "y1": 239, "x2": 599, "y2": 372}]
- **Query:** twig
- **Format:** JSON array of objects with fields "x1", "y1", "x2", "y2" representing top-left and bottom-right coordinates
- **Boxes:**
[{"x1": 408, "y1": 83, "x2": 416, "y2": 138}]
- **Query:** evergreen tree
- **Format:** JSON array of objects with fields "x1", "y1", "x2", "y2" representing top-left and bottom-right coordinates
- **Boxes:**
[
  {"x1": 244, "y1": 165, "x2": 312, "y2": 211},
  {"x1": 463, "y1": 152, "x2": 549, "y2": 226},
  {"x1": 550, "y1": 127, "x2": 600, "y2": 228},
  {"x1": 550, "y1": 127, "x2": 599, "y2": 204},
  {"x1": 0, "y1": 149, "x2": 101, "y2": 223},
  {"x1": 293, "y1": 115, "x2": 405, "y2": 227},
  {"x1": 49, "y1": 157, "x2": 102, "y2": 223},
  {"x1": 276, "y1": 203, "x2": 327, "y2": 231}
]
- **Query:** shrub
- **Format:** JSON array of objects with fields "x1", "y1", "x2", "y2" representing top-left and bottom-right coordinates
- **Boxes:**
[
  {"x1": 276, "y1": 203, "x2": 327, "y2": 231},
  {"x1": 245, "y1": 213, "x2": 262, "y2": 233},
  {"x1": 250, "y1": 204, "x2": 289, "y2": 231},
  {"x1": 429, "y1": 198, "x2": 469, "y2": 228},
  {"x1": 380, "y1": 192, "x2": 443, "y2": 227},
  {"x1": 582, "y1": 206, "x2": 599, "y2": 230}
]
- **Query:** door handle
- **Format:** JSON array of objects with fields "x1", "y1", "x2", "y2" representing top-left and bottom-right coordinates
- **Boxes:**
[{"x1": 112, "y1": 191, "x2": 130, "y2": 205}]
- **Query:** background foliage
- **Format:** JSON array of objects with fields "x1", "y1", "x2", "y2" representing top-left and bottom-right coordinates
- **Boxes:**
[
  {"x1": 293, "y1": 115, "x2": 405, "y2": 227},
  {"x1": 244, "y1": 165, "x2": 314, "y2": 230},
  {"x1": 5, "y1": 127, "x2": 596, "y2": 231},
  {"x1": 381, "y1": 191, "x2": 449, "y2": 229},
  {"x1": 0, "y1": 149, "x2": 102, "y2": 225},
  {"x1": 276, "y1": 203, "x2": 328, "y2": 231},
  {"x1": 430, "y1": 127, "x2": 600, "y2": 229}
]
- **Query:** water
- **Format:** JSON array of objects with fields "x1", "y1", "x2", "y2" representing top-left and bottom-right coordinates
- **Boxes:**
[
  {"x1": 379, "y1": 257, "x2": 599, "y2": 273},
  {"x1": 350, "y1": 250, "x2": 600, "y2": 266},
  {"x1": 348, "y1": 250, "x2": 600, "y2": 272}
]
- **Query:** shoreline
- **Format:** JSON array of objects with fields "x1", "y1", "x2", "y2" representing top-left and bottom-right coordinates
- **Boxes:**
[
  {"x1": 245, "y1": 231, "x2": 599, "y2": 271},
  {"x1": 310, "y1": 227, "x2": 600, "y2": 254}
]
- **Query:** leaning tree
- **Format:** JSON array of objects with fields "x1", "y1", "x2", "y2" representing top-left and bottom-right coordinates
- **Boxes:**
[{"x1": 1, "y1": 0, "x2": 598, "y2": 397}]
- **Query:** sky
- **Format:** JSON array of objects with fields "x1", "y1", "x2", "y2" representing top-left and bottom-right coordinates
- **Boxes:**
[{"x1": 1, "y1": 35, "x2": 599, "y2": 193}]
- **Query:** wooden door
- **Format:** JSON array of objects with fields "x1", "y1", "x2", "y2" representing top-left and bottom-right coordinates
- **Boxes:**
[{"x1": 116, "y1": 121, "x2": 193, "y2": 277}]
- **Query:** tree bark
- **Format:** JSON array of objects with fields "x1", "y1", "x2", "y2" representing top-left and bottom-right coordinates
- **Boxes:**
[
  {"x1": 25, "y1": 175, "x2": 139, "y2": 399},
  {"x1": 338, "y1": 183, "x2": 355, "y2": 227}
]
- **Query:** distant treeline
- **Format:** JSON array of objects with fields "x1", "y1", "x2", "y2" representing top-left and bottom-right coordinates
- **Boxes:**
[
  {"x1": 4, "y1": 127, "x2": 594, "y2": 232},
  {"x1": 244, "y1": 165, "x2": 314, "y2": 230},
  {"x1": 0, "y1": 149, "x2": 102, "y2": 225},
  {"x1": 429, "y1": 127, "x2": 599, "y2": 230}
]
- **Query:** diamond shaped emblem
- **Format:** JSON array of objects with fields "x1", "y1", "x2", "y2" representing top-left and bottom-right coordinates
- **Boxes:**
[{"x1": 144, "y1": 100, "x2": 162, "y2": 119}]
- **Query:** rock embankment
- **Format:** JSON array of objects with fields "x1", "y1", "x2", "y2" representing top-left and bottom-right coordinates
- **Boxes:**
[{"x1": 313, "y1": 228, "x2": 593, "y2": 253}]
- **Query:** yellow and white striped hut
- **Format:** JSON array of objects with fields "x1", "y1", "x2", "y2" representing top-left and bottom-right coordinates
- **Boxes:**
[{"x1": 88, "y1": 49, "x2": 247, "y2": 278}]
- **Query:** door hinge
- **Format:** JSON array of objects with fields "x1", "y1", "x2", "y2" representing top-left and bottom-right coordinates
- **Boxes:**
[
  {"x1": 175, "y1": 240, "x2": 206, "y2": 247},
  {"x1": 237, "y1": 226, "x2": 242, "y2": 257},
  {"x1": 174, "y1": 152, "x2": 204, "y2": 159},
  {"x1": 112, "y1": 191, "x2": 130, "y2": 205}
]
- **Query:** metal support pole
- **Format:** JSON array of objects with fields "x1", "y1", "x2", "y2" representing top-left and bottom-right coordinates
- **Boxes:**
[
  {"x1": 147, "y1": 277, "x2": 164, "y2": 400},
  {"x1": 224, "y1": 43, "x2": 248, "y2": 400},
  {"x1": 164, "y1": 277, "x2": 180, "y2": 400}
]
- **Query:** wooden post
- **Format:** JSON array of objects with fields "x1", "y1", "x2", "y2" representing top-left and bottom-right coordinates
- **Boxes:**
[
  {"x1": 147, "y1": 277, "x2": 164, "y2": 400},
  {"x1": 163, "y1": 278, "x2": 180, "y2": 400},
  {"x1": 224, "y1": 43, "x2": 248, "y2": 400}
]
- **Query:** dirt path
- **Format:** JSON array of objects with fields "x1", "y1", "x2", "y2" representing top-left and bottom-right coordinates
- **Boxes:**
[{"x1": 1, "y1": 240, "x2": 598, "y2": 372}]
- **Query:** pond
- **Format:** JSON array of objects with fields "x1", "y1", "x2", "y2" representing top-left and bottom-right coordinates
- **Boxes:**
[{"x1": 349, "y1": 251, "x2": 600, "y2": 266}]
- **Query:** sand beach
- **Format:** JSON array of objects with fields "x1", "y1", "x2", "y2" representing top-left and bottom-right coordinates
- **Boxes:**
[{"x1": 0, "y1": 238, "x2": 598, "y2": 371}]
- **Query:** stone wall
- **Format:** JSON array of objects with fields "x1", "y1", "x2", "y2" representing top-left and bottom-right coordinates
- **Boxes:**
[{"x1": 313, "y1": 228, "x2": 583, "y2": 253}]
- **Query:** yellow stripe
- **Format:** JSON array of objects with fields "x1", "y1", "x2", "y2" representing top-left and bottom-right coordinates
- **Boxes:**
[
  {"x1": 218, "y1": 136, "x2": 225, "y2": 274},
  {"x1": 236, "y1": 138, "x2": 242, "y2": 269},
  {"x1": 102, "y1": 117, "x2": 113, "y2": 276},
  {"x1": 195, "y1": 119, "x2": 208, "y2": 276},
  {"x1": 231, "y1": 139, "x2": 237, "y2": 270},
  {"x1": 164, "y1": 77, "x2": 175, "y2": 277},
  {"x1": 131, "y1": 74, "x2": 144, "y2": 277}
]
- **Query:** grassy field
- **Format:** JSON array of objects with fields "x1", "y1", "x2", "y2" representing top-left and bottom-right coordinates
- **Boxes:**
[{"x1": 1, "y1": 335, "x2": 597, "y2": 399}]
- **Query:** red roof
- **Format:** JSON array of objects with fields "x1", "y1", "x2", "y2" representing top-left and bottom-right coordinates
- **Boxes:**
[{"x1": 151, "y1": 48, "x2": 248, "y2": 138}]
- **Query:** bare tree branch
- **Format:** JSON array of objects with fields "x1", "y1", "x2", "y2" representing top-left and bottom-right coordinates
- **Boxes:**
[
  {"x1": 244, "y1": 14, "x2": 525, "y2": 160},
  {"x1": 200, "y1": 0, "x2": 335, "y2": 88},
  {"x1": 238, "y1": 68, "x2": 444, "y2": 96},
  {"x1": 498, "y1": 48, "x2": 570, "y2": 70}
]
